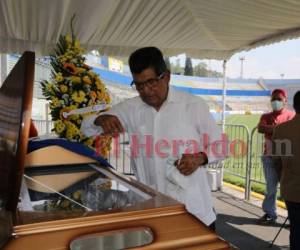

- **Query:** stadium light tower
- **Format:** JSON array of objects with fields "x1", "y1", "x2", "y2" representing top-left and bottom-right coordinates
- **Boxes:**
[
  {"x1": 239, "y1": 56, "x2": 245, "y2": 79},
  {"x1": 280, "y1": 73, "x2": 285, "y2": 80}
]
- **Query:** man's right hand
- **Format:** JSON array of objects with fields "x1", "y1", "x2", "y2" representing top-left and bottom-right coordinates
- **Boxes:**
[{"x1": 94, "y1": 114, "x2": 125, "y2": 135}]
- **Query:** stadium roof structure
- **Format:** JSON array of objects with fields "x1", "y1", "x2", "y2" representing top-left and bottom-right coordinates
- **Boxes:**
[{"x1": 1, "y1": 0, "x2": 300, "y2": 59}]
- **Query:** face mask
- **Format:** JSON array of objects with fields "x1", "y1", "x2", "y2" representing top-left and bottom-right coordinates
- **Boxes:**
[{"x1": 271, "y1": 100, "x2": 284, "y2": 111}]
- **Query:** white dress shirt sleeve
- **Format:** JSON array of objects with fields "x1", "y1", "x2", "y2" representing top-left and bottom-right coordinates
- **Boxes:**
[
  {"x1": 195, "y1": 100, "x2": 224, "y2": 163},
  {"x1": 80, "y1": 98, "x2": 135, "y2": 137},
  {"x1": 101, "y1": 99, "x2": 134, "y2": 132}
]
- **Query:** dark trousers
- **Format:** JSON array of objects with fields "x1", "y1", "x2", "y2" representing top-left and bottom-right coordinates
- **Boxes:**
[{"x1": 286, "y1": 201, "x2": 300, "y2": 250}]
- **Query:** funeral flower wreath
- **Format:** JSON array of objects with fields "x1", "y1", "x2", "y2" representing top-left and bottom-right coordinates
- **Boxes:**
[{"x1": 41, "y1": 32, "x2": 111, "y2": 157}]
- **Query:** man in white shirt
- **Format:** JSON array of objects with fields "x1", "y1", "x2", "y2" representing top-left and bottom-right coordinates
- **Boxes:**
[{"x1": 86, "y1": 47, "x2": 222, "y2": 229}]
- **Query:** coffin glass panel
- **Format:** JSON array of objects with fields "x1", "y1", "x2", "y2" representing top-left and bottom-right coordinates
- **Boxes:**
[{"x1": 19, "y1": 164, "x2": 151, "y2": 214}]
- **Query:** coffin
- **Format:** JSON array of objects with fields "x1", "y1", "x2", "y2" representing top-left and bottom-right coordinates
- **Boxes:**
[{"x1": 0, "y1": 52, "x2": 233, "y2": 250}]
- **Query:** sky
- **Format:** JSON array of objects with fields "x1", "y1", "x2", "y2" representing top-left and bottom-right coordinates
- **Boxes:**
[{"x1": 170, "y1": 38, "x2": 300, "y2": 80}]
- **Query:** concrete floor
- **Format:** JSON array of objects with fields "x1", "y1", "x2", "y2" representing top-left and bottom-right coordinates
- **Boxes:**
[{"x1": 213, "y1": 189, "x2": 290, "y2": 250}]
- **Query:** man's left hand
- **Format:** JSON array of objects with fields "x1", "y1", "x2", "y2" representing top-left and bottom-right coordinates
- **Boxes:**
[{"x1": 175, "y1": 152, "x2": 207, "y2": 176}]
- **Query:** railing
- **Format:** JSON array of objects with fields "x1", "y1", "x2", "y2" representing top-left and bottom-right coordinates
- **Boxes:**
[
  {"x1": 33, "y1": 119, "x2": 54, "y2": 135},
  {"x1": 220, "y1": 124, "x2": 266, "y2": 200},
  {"x1": 248, "y1": 126, "x2": 265, "y2": 185},
  {"x1": 220, "y1": 124, "x2": 251, "y2": 199},
  {"x1": 107, "y1": 133, "x2": 133, "y2": 175},
  {"x1": 32, "y1": 119, "x2": 268, "y2": 201},
  {"x1": 222, "y1": 124, "x2": 250, "y2": 178}
]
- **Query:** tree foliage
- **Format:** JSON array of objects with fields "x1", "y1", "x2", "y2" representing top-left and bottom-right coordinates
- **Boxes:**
[
  {"x1": 184, "y1": 57, "x2": 193, "y2": 76},
  {"x1": 193, "y1": 62, "x2": 223, "y2": 78},
  {"x1": 170, "y1": 59, "x2": 223, "y2": 78}
]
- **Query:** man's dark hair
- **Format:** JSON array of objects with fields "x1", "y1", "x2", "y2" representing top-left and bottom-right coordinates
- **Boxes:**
[
  {"x1": 293, "y1": 91, "x2": 300, "y2": 113},
  {"x1": 129, "y1": 47, "x2": 167, "y2": 76}
]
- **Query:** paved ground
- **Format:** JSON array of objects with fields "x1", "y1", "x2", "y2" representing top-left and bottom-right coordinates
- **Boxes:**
[{"x1": 213, "y1": 188, "x2": 290, "y2": 250}]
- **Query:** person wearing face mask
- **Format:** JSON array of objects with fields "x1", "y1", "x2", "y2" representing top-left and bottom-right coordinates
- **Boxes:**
[{"x1": 257, "y1": 89, "x2": 295, "y2": 224}]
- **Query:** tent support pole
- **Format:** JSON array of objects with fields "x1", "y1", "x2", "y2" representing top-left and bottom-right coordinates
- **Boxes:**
[
  {"x1": 219, "y1": 60, "x2": 227, "y2": 191},
  {"x1": 221, "y1": 60, "x2": 227, "y2": 132}
]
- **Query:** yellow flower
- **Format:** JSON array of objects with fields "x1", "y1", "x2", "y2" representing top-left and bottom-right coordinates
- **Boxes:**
[
  {"x1": 89, "y1": 91, "x2": 97, "y2": 100},
  {"x1": 69, "y1": 76, "x2": 81, "y2": 84},
  {"x1": 79, "y1": 132, "x2": 84, "y2": 141},
  {"x1": 87, "y1": 70, "x2": 95, "y2": 78},
  {"x1": 84, "y1": 138, "x2": 94, "y2": 147},
  {"x1": 95, "y1": 135, "x2": 111, "y2": 157},
  {"x1": 46, "y1": 83, "x2": 54, "y2": 92},
  {"x1": 82, "y1": 75, "x2": 92, "y2": 85},
  {"x1": 69, "y1": 104, "x2": 78, "y2": 110},
  {"x1": 65, "y1": 34, "x2": 72, "y2": 44},
  {"x1": 97, "y1": 91, "x2": 105, "y2": 100},
  {"x1": 60, "y1": 199, "x2": 70, "y2": 208},
  {"x1": 64, "y1": 120, "x2": 75, "y2": 129},
  {"x1": 60, "y1": 84, "x2": 68, "y2": 93},
  {"x1": 54, "y1": 120, "x2": 66, "y2": 134},
  {"x1": 72, "y1": 190, "x2": 82, "y2": 200},
  {"x1": 88, "y1": 99, "x2": 96, "y2": 106},
  {"x1": 55, "y1": 73, "x2": 64, "y2": 82},
  {"x1": 65, "y1": 129, "x2": 74, "y2": 140},
  {"x1": 95, "y1": 79, "x2": 105, "y2": 91},
  {"x1": 58, "y1": 55, "x2": 67, "y2": 64},
  {"x1": 65, "y1": 123, "x2": 80, "y2": 140},
  {"x1": 74, "y1": 40, "x2": 80, "y2": 48},
  {"x1": 75, "y1": 67, "x2": 86, "y2": 74},
  {"x1": 69, "y1": 114, "x2": 79, "y2": 121},
  {"x1": 104, "y1": 92, "x2": 111, "y2": 104},
  {"x1": 51, "y1": 97, "x2": 60, "y2": 108},
  {"x1": 71, "y1": 90, "x2": 86, "y2": 103}
]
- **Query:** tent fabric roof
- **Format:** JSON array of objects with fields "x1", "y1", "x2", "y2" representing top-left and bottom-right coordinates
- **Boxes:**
[{"x1": 1, "y1": 0, "x2": 300, "y2": 59}]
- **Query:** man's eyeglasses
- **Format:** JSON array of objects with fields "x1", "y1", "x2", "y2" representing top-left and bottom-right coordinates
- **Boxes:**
[{"x1": 131, "y1": 72, "x2": 165, "y2": 91}]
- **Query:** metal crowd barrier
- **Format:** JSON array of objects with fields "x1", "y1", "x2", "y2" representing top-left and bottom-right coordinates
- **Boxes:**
[
  {"x1": 247, "y1": 126, "x2": 266, "y2": 199},
  {"x1": 222, "y1": 124, "x2": 250, "y2": 178},
  {"x1": 248, "y1": 126, "x2": 265, "y2": 185},
  {"x1": 221, "y1": 124, "x2": 266, "y2": 200}
]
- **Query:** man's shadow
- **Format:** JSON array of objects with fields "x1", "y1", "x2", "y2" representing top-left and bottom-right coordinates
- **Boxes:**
[{"x1": 216, "y1": 214, "x2": 289, "y2": 250}]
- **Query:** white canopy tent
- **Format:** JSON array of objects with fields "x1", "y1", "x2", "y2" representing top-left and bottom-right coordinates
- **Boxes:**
[
  {"x1": 1, "y1": 0, "x2": 300, "y2": 59},
  {"x1": 2, "y1": 0, "x2": 300, "y2": 123}
]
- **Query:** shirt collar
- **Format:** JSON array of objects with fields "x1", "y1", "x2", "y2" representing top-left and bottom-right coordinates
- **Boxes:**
[{"x1": 139, "y1": 86, "x2": 179, "y2": 109}]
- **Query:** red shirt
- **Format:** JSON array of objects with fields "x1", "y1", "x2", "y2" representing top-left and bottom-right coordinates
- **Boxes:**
[{"x1": 259, "y1": 108, "x2": 295, "y2": 154}]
